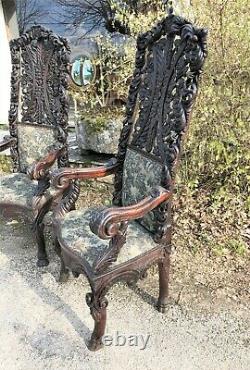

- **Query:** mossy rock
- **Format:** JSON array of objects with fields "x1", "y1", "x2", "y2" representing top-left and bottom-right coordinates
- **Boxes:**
[
  {"x1": 76, "y1": 112, "x2": 123, "y2": 154},
  {"x1": 79, "y1": 108, "x2": 124, "y2": 134}
]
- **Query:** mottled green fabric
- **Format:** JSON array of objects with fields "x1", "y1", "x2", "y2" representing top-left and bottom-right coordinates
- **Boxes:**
[
  {"x1": 17, "y1": 123, "x2": 58, "y2": 173},
  {"x1": 59, "y1": 207, "x2": 157, "y2": 270},
  {"x1": 0, "y1": 173, "x2": 37, "y2": 209},
  {"x1": 122, "y1": 148, "x2": 163, "y2": 233}
]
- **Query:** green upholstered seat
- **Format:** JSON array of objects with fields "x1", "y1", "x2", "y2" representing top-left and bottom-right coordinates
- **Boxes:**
[
  {"x1": 58, "y1": 207, "x2": 158, "y2": 271},
  {"x1": 0, "y1": 173, "x2": 37, "y2": 209}
]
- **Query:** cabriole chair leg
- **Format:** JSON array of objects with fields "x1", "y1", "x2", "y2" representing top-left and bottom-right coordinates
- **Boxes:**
[{"x1": 86, "y1": 291, "x2": 108, "y2": 351}]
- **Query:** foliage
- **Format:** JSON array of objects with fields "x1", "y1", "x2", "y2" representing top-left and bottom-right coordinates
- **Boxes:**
[
  {"x1": 178, "y1": 0, "x2": 249, "y2": 204},
  {"x1": 71, "y1": 0, "x2": 249, "y2": 254},
  {"x1": 174, "y1": 0, "x2": 250, "y2": 254},
  {"x1": 109, "y1": 0, "x2": 166, "y2": 36},
  {"x1": 71, "y1": 1, "x2": 165, "y2": 114},
  {"x1": 56, "y1": 0, "x2": 167, "y2": 36},
  {"x1": 71, "y1": 34, "x2": 135, "y2": 118},
  {"x1": 79, "y1": 107, "x2": 124, "y2": 133}
]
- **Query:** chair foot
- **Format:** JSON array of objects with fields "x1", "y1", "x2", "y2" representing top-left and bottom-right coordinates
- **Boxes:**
[
  {"x1": 127, "y1": 280, "x2": 136, "y2": 288},
  {"x1": 37, "y1": 257, "x2": 49, "y2": 267},
  {"x1": 72, "y1": 271, "x2": 80, "y2": 278},
  {"x1": 58, "y1": 258, "x2": 70, "y2": 283},
  {"x1": 88, "y1": 337, "x2": 104, "y2": 351},
  {"x1": 156, "y1": 298, "x2": 168, "y2": 313},
  {"x1": 59, "y1": 269, "x2": 70, "y2": 283}
]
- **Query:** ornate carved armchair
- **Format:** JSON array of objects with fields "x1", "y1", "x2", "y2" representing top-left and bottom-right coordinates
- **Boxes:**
[
  {"x1": 51, "y1": 14, "x2": 207, "y2": 350},
  {"x1": 0, "y1": 26, "x2": 70, "y2": 267}
]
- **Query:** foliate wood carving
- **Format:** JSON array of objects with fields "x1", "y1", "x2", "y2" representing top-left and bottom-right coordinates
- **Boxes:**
[
  {"x1": 8, "y1": 26, "x2": 71, "y2": 172},
  {"x1": 113, "y1": 14, "x2": 208, "y2": 243},
  {"x1": 93, "y1": 222, "x2": 128, "y2": 274},
  {"x1": 55, "y1": 180, "x2": 81, "y2": 220},
  {"x1": 51, "y1": 159, "x2": 119, "y2": 221}
]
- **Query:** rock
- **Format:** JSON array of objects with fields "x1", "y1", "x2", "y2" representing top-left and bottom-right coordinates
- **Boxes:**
[{"x1": 75, "y1": 114, "x2": 123, "y2": 155}]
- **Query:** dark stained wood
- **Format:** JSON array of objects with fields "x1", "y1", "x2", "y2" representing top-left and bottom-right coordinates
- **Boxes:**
[
  {"x1": 0, "y1": 136, "x2": 16, "y2": 152},
  {"x1": 0, "y1": 26, "x2": 70, "y2": 267},
  {"x1": 8, "y1": 26, "x2": 70, "y2": 171},
  {"x1": 51, "y1": 158, "x2": 119, "y2": 191},
  {"x1": 28, "y1": 146, "x2": 66, "y2": 181},
  {"x1": 0, "y1": 136, "x2": 17, "y2": 152},
  {"x1": 89, "y1": 186, "x2": 171, "y2": 240},
  {"x1": 51, "y1": 13, "x2": 208, "y2": 350}
]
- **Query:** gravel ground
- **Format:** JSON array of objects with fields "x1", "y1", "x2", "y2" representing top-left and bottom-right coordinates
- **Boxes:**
[{"x1": 0, "y1": 216, "x2": 249, "y2": 370}]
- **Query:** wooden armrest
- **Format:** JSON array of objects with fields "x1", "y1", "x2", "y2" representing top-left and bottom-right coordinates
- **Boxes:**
[
  {"x1": 28, "y1": 145, "x2": 65, "y2": 180},
  {"x1": 51, "y1": 158, "x2": 119, "y2": 191},
  {"x1": 0, "y1": 136, "x2": 16, "y2": 152},
  {"x1": 89, "y1": 186, "x2": 172, "y2": 240}
]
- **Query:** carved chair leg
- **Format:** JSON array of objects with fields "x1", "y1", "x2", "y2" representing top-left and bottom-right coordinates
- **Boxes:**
[
  {"x1": 54, "y1": 239, "x2": 70, "y2": 282},
  {"x1": 157, "y1": 252, "x2": 170, "y2": 313},
  {"x1": 86, "y1": 291, "x2": 108, "y2": 351},
  {"x1": 33, "y1": 199, "x2": 53, "y2": 267},
  {"x1": 35, "y1": 221, "x2": 49, "y2": 267}
]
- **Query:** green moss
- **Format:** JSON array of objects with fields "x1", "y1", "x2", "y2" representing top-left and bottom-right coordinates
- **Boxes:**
[
  {"x1": 79, "y1": 107, "x2": 124, "y2": 134},
  {"x1": 82, "y1": 116, "x2": 109, "y2": 134},
  {"x1": 226, "y1": 239, "x2": 248, "y2": 256},
  {"x1": 212, "y1": 238, "x2": 248, "y2": 257},
  {"x1": 0, "y1": 155, "x2": 12, "y2": 173}
]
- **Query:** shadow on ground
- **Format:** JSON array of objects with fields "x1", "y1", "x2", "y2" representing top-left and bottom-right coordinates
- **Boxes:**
[{"x1": 0, "y1": 216, "x2": 249, "y2": 370}]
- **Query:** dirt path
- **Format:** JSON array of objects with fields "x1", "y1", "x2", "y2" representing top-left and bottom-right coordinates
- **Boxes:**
[{"x1": 0, "y1": 217, "x2": 249, "y2": 370}]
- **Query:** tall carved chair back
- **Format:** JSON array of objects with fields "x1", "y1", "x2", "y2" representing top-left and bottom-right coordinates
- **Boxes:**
[
  {"x1": 0, "y1": 26, "x2": 70, "y2": 267},
  {"x1": 9, "y1": 26, "x2": 70, "y2": 173},
  {"x1": 113, "y1": 15, "x2": 207, "y2": 241}
]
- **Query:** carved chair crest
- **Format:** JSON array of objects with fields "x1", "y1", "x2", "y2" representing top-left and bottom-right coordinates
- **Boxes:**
[
  {"x1": 113, "y1": 14, "x2": 207, "y2": 240},
  {"x1": 8, "y1": 26, "x2": 70, "y2": 173}
]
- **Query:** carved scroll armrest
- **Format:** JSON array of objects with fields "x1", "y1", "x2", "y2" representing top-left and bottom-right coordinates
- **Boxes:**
[
  {"x1": 0, "y1": 136, "x2": 16, "y2": 152},
  {"x1": 51, "y1": 158, "x2": 119, "y2": 193},
  {"x1": 90, "y1": 186, "x2": 172, "y2": 240},
  {"x1": 28, "y1": 145, "x2": 65, "y2": 181}
]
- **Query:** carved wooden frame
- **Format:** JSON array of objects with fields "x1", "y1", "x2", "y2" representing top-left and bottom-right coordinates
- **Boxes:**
[
  {"x1": 51, "y1": 14, "x2": 208, "y2": 350},
  {"x1": 0, "y1": 26, "x2": 71, "y2": 267},
  {"x1": 8, "y1": 25, "x2": 70, "y2": 171}
]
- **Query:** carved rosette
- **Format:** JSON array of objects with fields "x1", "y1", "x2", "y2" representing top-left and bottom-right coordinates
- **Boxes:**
[
  {"x1": 8, "y1": 26, "x2": 71, "y2": 172},
  {"x1": 113, "y1": 14, "x2": 207, "y2": 244}
]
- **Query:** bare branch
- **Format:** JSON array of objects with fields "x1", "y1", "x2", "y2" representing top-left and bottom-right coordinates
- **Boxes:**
[
  {"x1": 17, "y1": 0, "x2": 48, "y2": 34},
  {"x1": 55, "y1": 0, "x2": 165, "y2": 36}
]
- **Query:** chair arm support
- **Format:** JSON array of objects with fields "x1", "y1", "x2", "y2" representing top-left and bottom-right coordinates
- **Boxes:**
[
  {"x1": 51, "y1": 157, "x2": 119, "y2": 192},
  {"x1": 0, "y1": 136, "x2": 16, "y2": 152},
  {"x1": 89, "y1": 186, "x2": 172, "y2": 240},
  {"x1": 28, "y1": 145, "x2": 65, "y2": 180}
]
